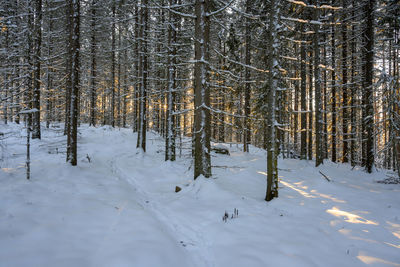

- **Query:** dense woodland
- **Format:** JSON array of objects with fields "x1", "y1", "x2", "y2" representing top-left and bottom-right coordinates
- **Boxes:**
[{"x1": 0, "y1": 0, "x2": 399, "y2": 201}]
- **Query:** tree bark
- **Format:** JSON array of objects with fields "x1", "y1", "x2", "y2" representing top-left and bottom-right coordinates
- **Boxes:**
[
  {"x1": 89, "y1": 0, "x2": 97, "y2": 127},
  {"x1": 341, "y1": 0, "x2": 349, "y2": 163},
  {"x1": 300, "y1": 24, "x2": 307, "y2": 160},
  {"x1": 32, "y1": 0, "x2": 42, "y2": 139},
  {"x1": 243, "y1": 0, "x2": 251, "y2": 152},
  {"x1": 363, "y1": 0, "x2": 375, "y2": 173},
  {"x1": 165, "y1": 0, "x2": 177, "y2": 161},
  {"x1": 314, "y1": 0, "x2": 323, "y2": 166},
  {"x1": 194, "y1": 0, "x2": 211, "y2": 179}
]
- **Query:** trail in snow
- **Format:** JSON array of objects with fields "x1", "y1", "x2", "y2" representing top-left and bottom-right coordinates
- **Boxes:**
[{"x1": 111, "y1": 151, "x2": 215, "y2": 267}]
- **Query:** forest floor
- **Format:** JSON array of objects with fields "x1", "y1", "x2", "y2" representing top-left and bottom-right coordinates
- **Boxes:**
[{"x1": 1, "y1": 122, "x2": 400, "y2": 267}]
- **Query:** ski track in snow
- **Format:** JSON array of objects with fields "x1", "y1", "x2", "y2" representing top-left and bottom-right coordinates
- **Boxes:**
[{"x1": 110, "y1": 153, "x2": 215, "y2": 267}]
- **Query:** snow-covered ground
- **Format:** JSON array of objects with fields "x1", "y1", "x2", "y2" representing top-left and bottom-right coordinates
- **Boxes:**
[{"x1": 1, "y1": 123, "x2": 399, "y2": 267}]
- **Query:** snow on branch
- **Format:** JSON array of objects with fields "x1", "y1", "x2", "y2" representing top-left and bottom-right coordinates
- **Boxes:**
[
  {"x1": 281, "y1": 16, "x2": 341, "y2": 26},
  {"x1": 207, "y1": 0, "x2": 235, "y2": 17},
  {"x1": 150, "y1": 0, "x2": 196, "y2": 19},
  {"x1": 286, "y1": 0, "x2": 342, "y2": 10}
]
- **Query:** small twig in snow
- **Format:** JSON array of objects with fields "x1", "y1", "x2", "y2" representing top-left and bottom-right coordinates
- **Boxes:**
[{"x1": 319, "y1": 171, "x2": 331, "y2": 182}]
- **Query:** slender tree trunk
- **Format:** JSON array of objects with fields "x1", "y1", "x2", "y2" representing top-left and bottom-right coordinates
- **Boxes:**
[
  {"x1": 89, "y1": 0, "x2": 96, "y2": 126},
  {"x1": 350, "y1": 0, "x2": 357, "y2": 166},
  {"x1": 294, "y1": 65, "x2": 299, "y2": 157},
  {"x1": 122, "y1": 28, "x2": 128, "y2": 128},
  {"x1": 68, "y1": 0, "x2": 80, "y2": 166},
  {"x1": 364, "y1": 0, "x2": 375, "y2": 173},
  {"x1": 165, "y1": 0, "x2": 177, "y2": 161},
  {"x1": 65, "y1": 0, "x2": 72, "y2": 160},
  {"x1": 322, "y1": 20, "x2": 328, "y2": 159},
  {"x1": 314, "y1": 0, "x2": 323, "y2": 166},
  {"x1": 308, "y1": 50, "x2": 313, "y2": 161},
  {"x1": 45, "y1": 0, "x2": 53, "y2": 129},
  {"x1": 111, "y1": 1, "x2": 116, "y2": 127},
  {"x1": 300, "y1": 26, "x2": 307, "y2": 160},
  {"x1": 243, "y1": 0, "x2": 251, "y2": 152},
  {"x1": 136, "y1": 0, "x2": 147, "y2": 152},
  {"x1": 15, "y1": 60, "x2": 20, "y2": 124},
  {"x1": 3, "y1": 27, "x2": 9, "y2": 124},
  {"x1": 133, "y1": 3, "x2": 139, "y2": 132},
  {"x1": 342, "y1": 0, "x2": 349, "y2": 163},
  {"x1": 117, "y1": 22, "x2": 122, "y2": 128},
  {"x1": 331, "y1": 8, "x2": 337, "y2": 162},
  {"x1": 32, "y1": 0, "x2": 42, "y2": 139}
]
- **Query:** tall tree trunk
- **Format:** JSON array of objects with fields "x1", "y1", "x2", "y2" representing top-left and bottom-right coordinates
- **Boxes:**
[
  {"x1": 65, "y1": 0, "x2": 72, "y2": 161},
  {"x1": 265, "y1": 0, "x2": 280, "y2": 201},
  {"x1": 117, "y1": 22, "x2": 122, "y2": 128},
  {"x1": 122, "y1": 27, "x2": 128, "y2": 128},
  {"x1": 68, "y1": 0, "x2": 80, "y2": 166},
  {"x1": 15, "y1": 60, "x2": 20, "y2": 124},
  {"x1": 308, "y1": 50, "x2": 313, "y2": 161},
  {"x1": 293, "y1": 58, "x2": 299, "y2": 157},
  {"x1": 32, "y1": 0, "x2": 42, "y2": 139},
  {"x1": 364, "y1": 0, "x2": 375, "y2": 173},
  {"x1": 89, "y1": 0, "x2": 96, "y2": 126},
  {"x1": 300, "y1": 25, "x2": 307, "y2": 160},
  {"x1": 341, "y1": 0, "x2": 349, "y2": 163},
  {"x1": 3, "y1": 26, "x2": 9, "y2": 124},
  {"x1": 45, "y1": 0, "x2": 53, "y2": 129},
  {"x1": 136, "y1": 0, "x2": 147, "y2": 152},
  {"x1": 243, "y1": 0, "x2": 251, "y2": 152},
  {"x1": 165, "y1": 0, "x2": 177, "y2": 161},
  {"x1": 111, "y1": 1, "x2": 116, "y2": 127},
  {"x1": 314, "y1": 0, "x2": 323, "y2": 166},
  {"x1": 322, "y1": 18, "x2": 328, "y2": 159},
  {"x1": 194, "y1": 0, "x2": 211, "y2": 179},
  {"x1": 331, "y1": 5, "x2": 337, "y2": 162},
  {"x1": 133, "y1": 3, "x2": 139, "y2": 132},
  {"x1": 350, "y1": 0, "x2": 357, "y2": 166}
]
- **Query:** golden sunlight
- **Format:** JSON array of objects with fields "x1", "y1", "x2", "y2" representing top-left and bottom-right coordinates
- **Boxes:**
[
  {"x1": 357, "y1": 254, "x2": 400, "y2": 266},
  {"x1": 326, "y1": 207, "x2": 379, "y2": 225},
  {"x1": 1, "y1": 168, "x2": 15, "y2": 173},
  {"x1": 279, "y1": 180, "x2": 316, "y2": 199}
]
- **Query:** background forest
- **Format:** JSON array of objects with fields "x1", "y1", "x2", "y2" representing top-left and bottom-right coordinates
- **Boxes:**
[{"x1": 1, "y1": 1, "x2": 400, "y2": 266}]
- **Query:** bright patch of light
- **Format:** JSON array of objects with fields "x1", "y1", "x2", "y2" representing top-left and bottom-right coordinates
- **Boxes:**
[
  {"x1": 357, "y1": 253, "x2": 400, "y2": 266},
  {"x1": 326, "y1": 207, "x2": 378, "y2": 225}
]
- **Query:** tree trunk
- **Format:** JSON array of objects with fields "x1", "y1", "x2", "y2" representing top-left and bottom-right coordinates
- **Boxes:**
[
  {"x1": 350, "y1": 0, "x2": 357, "y2": 166},
  {"x1": 265, "y1": 0, "x2": 279, "y2": 201},
  {"x1": 300, "y1": 25, "x2": 307, "y2": 160},
  {"x1": 331, "y1": 5, "x2": 337, "y2": 162},
  {"x1": 165, "y1": 0, "x2": 177, "y2": 161},
  {"x1": 111, "y1": 1, "x2": 116, "y2": 127},
  {"x1": 243, "y1": 0, "x2": 251, "y2": 152},
  {"x1": 136, "y1": 0, "x2": 147, "y2": 152},
  {"x1": 89, "y1": 0, "x2": 96, "y2": 127},
  {"x1": 341, "y1": 0, "x2": 349, "y2": 163},
  {"x1": 32, "y1": 0, "x2": 42, "y2": 139},
  {"x1": 194, "y1": 0, "x2": 211, "y2": 179},
  {"x1": 65, "y1": 0, "x2": 72, "y2": 161},
  {"x1": 68, "y1": 0, "x2": 80, "y2": 166},
  {"x1": 308, "y1": 50, "x2": 313, "y2": 161},
  {"x1": 314, "y1": 0, "x2": 323, "y2": 167},
  {"x1": 364, "y1": 0, "x2": 375, "y2": 173}
]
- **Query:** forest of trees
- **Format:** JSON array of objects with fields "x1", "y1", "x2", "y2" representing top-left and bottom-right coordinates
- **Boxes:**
[{"x1": 0, "y1": 0, "x2": 399, "y2": 201}]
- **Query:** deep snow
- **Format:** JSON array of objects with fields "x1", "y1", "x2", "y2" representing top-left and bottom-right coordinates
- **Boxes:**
[{"x1": 1, "y1": 122, "x2": 399, "y2": 267}]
